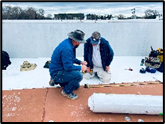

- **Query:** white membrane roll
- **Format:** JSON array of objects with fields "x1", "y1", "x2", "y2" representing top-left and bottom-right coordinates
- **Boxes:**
[{"x1": 88, "y1": 93, "x2": 163, "y2": 115}]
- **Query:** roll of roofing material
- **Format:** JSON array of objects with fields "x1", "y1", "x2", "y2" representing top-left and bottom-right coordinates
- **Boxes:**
[{"x1": 88, "y1": 93, "x2": 163, "y2": 115}]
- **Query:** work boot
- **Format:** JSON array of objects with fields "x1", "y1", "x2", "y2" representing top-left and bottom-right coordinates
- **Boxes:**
[
  {"x1": 49, "y1": 79, "x2": 54, "y2": 86},
  {"x1": 61, "y1": 90, "x2": 78, "y2": 100},
  {"x1": 49, "y1": 79, "x2": 60, "y2": 86}
]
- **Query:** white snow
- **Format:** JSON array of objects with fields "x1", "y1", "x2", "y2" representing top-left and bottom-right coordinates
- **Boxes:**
[{"x1": 2, "y1": 56, "x2": 163, "y2": 90}]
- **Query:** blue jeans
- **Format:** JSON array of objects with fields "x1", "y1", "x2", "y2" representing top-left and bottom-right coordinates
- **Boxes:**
[{"x1": 52, "y1": 70, "x2": 83, "y2": 94}]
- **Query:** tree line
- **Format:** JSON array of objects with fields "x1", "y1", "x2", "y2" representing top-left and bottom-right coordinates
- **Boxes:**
[
  {"x1": 2, "y1": 6, "x2": 51, "y2": 19},
  {"x1": 2, "y1": 5, "x2": 161, "y2": 20}
]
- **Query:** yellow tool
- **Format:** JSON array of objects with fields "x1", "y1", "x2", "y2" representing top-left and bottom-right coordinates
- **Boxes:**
[
  {"x1": 82, "y1": 69, "x2": 93, "y2": 74},
  {"x1": 157, "y1": 48, "x2": 163, "y2": 62}
]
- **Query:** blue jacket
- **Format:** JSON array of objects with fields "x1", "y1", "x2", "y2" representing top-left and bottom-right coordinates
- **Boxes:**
[
  {"x1": 49, "y1": 38, "x2": 81, "y2": 78},
  {"x1": 84, "y1": 37, "x2": 114, "y2": 71}
]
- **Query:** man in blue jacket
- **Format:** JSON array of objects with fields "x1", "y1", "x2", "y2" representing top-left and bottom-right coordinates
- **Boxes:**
[
  {"x1": 49, "y1": 29, "x2": 87, "y2": 100},
  {"x1": 84, "y1": 31, "x2": 114, "y2": 83}
]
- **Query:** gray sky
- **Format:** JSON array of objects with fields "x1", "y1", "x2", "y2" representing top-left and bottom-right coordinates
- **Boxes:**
[{"x1": 2, "y1": 2, "x2": 163, "y2": 17}]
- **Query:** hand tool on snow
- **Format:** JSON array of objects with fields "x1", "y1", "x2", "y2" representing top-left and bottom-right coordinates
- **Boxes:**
[{"x1": 124, "y1": 68, "x2": 133, "y2": 71}]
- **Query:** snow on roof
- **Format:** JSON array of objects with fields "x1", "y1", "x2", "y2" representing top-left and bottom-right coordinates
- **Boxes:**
[{"x1": 2, "y1": 56, "x2": 163, "y2": 90}]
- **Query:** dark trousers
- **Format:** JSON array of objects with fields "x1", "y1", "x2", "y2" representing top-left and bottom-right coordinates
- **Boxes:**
[{"x1": 52, "y1": 70, "x2": 83, "y2": 94}]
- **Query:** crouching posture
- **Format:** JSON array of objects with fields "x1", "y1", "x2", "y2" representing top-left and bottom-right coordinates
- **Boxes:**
[
  {"x1": 49, "y1": 29, "x2": 87, "y2": 100},
  {"x1": 84, "y1": 31, "x2": 114, "y2": 83}
]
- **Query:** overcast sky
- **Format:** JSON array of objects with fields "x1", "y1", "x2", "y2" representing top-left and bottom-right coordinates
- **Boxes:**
[{"x1": 2, "y1": 2, "x2": 163, "y2": 17}]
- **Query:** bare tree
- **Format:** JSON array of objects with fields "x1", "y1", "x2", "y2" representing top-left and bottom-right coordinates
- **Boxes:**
[
  {"x1": 36, "y1": 9, "x2": 45, "y2": 19},
  {"x1": 12, "y1": 6, "x2": 23, "y2": 19},
  {"x1": 144, "y1": 9, "x2": 159, "y2": 19},
  {"x1": 39, "y1": 9, "x2": 44, "y2": 16},
  {"x1": 2, "y1": 5, "x2": 13, "y2": 19},
  {"x1": 25, "y1": 7, "x2": 37, "y2": 19}
]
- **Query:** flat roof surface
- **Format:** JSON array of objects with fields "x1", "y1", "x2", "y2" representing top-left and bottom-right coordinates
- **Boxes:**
[
  {"x1": 2, "y1": 83, "x2": 163, "y2": 122},
  {"x1": 2, "y1": 56, "x2": 163, "y2": 122},
  {"x1": 2, "y1": 56, "x2": 163, "y2": 90}
]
